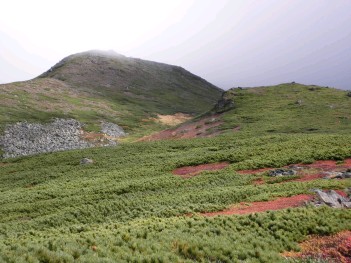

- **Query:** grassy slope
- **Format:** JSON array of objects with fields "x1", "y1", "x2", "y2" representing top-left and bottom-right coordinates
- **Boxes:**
[
  {"x1": 216, "y1": 83, "x2": 351, "y2": 135},
  {"x1": 0, "y1": 50, "x2": 222, "y2": 135}
]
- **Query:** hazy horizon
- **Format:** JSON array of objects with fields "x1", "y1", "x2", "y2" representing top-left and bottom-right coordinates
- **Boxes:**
[{"x1": 1, "y1": 0, "x2": 351, "y2": 90}]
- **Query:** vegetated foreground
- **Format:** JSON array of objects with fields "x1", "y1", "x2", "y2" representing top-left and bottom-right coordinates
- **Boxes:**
[{"x1": 1, "y1": 133, "x2": 351, "y2": 262}]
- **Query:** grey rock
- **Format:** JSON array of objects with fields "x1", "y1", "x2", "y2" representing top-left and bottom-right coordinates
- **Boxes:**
[
  {"x1": 268, "y1": 169, "x2": 296, "y2": 177},
  {"x1": 324, "y1": 171, "x2": 351, "y2": 179},
  {"x1": 101, "y1": 122, "x2": 126, "y2": 137},
  {"x1": 80, "y1": 158, "x2": 94, "y2": 165},
  {"x1": 314, "y1": 189, "x2": 350, "y2": 208}
]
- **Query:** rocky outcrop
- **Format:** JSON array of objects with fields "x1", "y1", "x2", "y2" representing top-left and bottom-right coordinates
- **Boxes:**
[{"x1": 213, "y1": 93, "x2": 234, "y2": 113}]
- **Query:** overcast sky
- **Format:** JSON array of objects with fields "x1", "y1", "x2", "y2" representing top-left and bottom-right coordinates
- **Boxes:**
[{"x1": 1, "y1": 0, "x2": 351, "y2": 90}]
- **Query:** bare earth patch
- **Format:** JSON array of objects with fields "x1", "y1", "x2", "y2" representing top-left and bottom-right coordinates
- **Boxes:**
[
  {"x1": 155, "y1": 113, "x2": 193, "y2": 126},
  {"x1": 201, "y1": 194, "x2": 313, "y2": 216},
  {"x1": 139, "y1": 115, "x2": 223, "y2": 141},
  {"x1": 173, "y1": 162, "x2": 229, "y2": 179},
  {"x1": 283, "y1": 231, "x2": 351, "y2": 263}
]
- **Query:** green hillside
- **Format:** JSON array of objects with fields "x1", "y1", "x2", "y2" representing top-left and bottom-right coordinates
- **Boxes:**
[
  {"x1": 0, "y1": 50, "x2": 222, "y2": 135},
  {"x1": 217, "y1": 83, "x2": 351, "y2": 135}
]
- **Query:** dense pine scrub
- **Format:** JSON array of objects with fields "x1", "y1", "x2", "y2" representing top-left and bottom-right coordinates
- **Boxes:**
[{"x1": 1, "y1": 133, "x2": 351, "y2": 262}]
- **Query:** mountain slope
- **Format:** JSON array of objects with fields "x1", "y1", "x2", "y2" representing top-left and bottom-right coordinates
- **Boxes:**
[
  {"x1": 142, "y1": 83, "x2": 351, "y2": 140},
  {"x1": 218, "y1": 83, "x2": 351, "y2": 134},
  {"x1": 39, "y1": 50, "x2": 222, "y2": 116},
  {"x1": 0, "y1": 50, "x2": 222, "y2": 135}
]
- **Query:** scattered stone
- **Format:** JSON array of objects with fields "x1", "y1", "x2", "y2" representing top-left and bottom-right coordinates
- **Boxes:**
[
  {"x1": 312, "y1": 189, "x2": 351, "y2": 208},
  {"x1": 101, "y1": 122, "x2": 126, "y2": 137},
  {"x1": 323, "y1": 170, "x2": 351, "y2": 179},
  {"x1": 295, "y1": 100, "x2": 303, "y2": 105},
  {"x1": 287, "y1": 165, "x2": 304, "y2": 171},
  {"x1": 268, "y1": 169, "x2": 296, "y2": 177},
  {"x1": 80, "y1": 158, "x2": 94, "y2": 165}
]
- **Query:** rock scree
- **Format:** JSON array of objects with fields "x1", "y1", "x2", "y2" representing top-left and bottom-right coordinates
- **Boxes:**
[
  {"x1": 0, "y1": 119, "x2": 91, "y2": 158},
  {"x1": 0, "y1": 119, "x2": 124, "y2": 158}
]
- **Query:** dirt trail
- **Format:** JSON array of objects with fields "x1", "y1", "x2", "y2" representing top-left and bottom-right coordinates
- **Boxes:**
[{"x1": 202, "y1": 194, "x2": 313, "y2": 216}]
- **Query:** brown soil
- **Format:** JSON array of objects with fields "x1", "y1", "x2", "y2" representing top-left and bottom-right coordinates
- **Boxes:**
[
  {"x1": 283, "y1": 231, "x2": 351, "y2": 263},
  {"x1": 139, "y1": 115, "x2": 223, "y2": 141},
  {"x1": 80, "y1": 130, "x2": 119, "y2": 146},
  {"x1": 173, "y1": 162, "x2": 230, "y2": 178},
  {"x1": 155, "y1": 113, "x2": 193, "y2": 126},
  {"x1": 202, "y1": 194, "x2": 313, "y2": 216}
]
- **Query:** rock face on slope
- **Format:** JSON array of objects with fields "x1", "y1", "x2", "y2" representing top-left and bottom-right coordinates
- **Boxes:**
[{"x1": 213, "y1": 93, "x2": 234, "y2": 113}]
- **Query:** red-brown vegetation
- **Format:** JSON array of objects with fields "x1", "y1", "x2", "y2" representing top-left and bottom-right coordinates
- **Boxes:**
[
  {"x1": 202, "y1": 194, "x2": 313, "y2": 216},
  {"x1": 283, "y1": 231, "x2": 351, "y2": 263},
  {"x1": 173, "y1": 162, "x2": 229, "y2": 178}
]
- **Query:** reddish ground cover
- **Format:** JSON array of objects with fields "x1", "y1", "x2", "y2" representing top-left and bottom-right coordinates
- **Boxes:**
[
  {"x1": 335, "y1": 190, "x2": 348, "y2": 198},
  {"x1": 283, "y1": 231, "x2": 351, "y2": 263},
  {"x1": 173, "y1": 162, "x2": 229, "y2": 178},
  {"x1": 237, "y1": 168, "x2": 272, "y2": 175},
  {"x1": 202, "y1": 194, "x2": 313, "y2": 216},
  {"x1": 238, "y1": 158, "x2": 351, "y2": 185}
]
